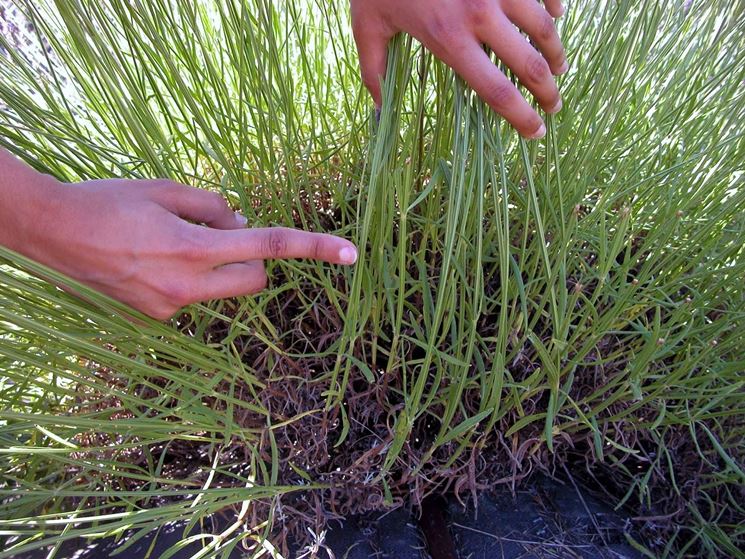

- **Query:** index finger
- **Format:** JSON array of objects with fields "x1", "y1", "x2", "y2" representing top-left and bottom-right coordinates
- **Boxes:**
[{"x1": 207, "y1": 227, "x2": 358, "y2": 266}]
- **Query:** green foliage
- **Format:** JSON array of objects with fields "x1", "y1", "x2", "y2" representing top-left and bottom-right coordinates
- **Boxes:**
[{"x1": 1, "y1": 0, "x2": 743, "y2": 557}]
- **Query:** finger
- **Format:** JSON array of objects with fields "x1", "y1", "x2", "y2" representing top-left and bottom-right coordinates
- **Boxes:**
[
  {"x1": 542, "y1": 0, "x2": 565, "y2": 19},
  {"x1": 151, "y1": 181, "x2": 245, "y2": 230},
  {"x1": 195, "y1": 261, "x2": 269, "y2": 301},
  {"x1": 351, "y1": 4, "x2": 391, "y2": 107},
  {"x1": 480, "y1": 16, "x2": 562, "y2": 114},
  {"x1": 444, "y1": 40, "x2": 546, "y2": 138},
  {"x1": 504, "y1": 0, "x2": 567, "y2": 74},
  {"x1": 207, "y1": 227, "x2": 358, "y2": 266}
]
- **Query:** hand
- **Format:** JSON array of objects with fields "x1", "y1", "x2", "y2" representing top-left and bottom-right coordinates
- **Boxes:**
[
  {"x1": 0, "y1": 153, "x2": 357, "y2": 320},
  {"x1": 351, "y1": 0, "x2": 567, "y2": 138}
]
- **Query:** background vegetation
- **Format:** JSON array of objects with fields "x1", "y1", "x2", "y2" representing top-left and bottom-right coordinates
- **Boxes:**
[{"x1": 0, "y1": 0, "x2": 743, "y2": 557}]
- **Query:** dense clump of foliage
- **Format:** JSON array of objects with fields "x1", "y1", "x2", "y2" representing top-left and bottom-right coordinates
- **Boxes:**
[{"x1": 0, "y1": 1, "x2": 743, "y2": 557}]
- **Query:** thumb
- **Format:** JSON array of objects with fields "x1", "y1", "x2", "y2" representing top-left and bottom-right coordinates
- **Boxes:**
[
  {"x1": 351, "y1": 5, "x2": 391, "y2": 108},
  {"x1": 151, "y1": 181, "x2": 246, "y2": 230}
]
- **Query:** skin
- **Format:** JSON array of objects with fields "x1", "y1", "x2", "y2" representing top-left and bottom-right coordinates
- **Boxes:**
[
  {"x1": 0, "y1": 0, "x2": 567, "y2": 319},
  {"x1": 0, "y1": 149, "x2": 358, "y2": 320},
  {"x1": 351, "y1": 0, "x2": 567, "y2": 138}
]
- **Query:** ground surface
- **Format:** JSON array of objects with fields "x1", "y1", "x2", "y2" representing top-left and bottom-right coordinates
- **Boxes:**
[{"x1": 16, "y1": 476, "x2": 642, "y2": 558}]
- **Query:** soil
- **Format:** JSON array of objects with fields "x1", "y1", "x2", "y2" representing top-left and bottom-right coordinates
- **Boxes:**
[{"x1": 15, "y1": 475, "x2": 643, "y2": 559}]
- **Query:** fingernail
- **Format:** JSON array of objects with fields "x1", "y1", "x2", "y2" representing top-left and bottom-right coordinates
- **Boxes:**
[
  {"x1": 557, "y1": 60, "x2": 569, "y2": 75},
  {"x1": 339, "y1": 246, "x2": 358, "y2": 265},
  {"x1": 529, "y1": 123, "x2": 547, "y2": 140},
  {"x1": 235, "y1": 212, "x2": 248, "y2": 226},
  {"x1": 549, "y1": 98, "x2": 563, "y2": 114},
  {"x1": 557, "y1": 3, "x2": 566, "y2": 17}
]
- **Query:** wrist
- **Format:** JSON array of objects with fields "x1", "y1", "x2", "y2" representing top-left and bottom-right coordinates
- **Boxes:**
[{"x1": 0, "y1": 149, "x2": 66, "y2": 258}]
